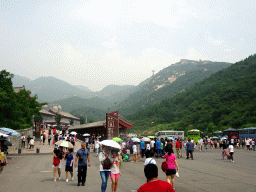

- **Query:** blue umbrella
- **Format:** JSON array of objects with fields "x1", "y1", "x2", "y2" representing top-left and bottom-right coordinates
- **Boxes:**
[
  {"x1": 0, "y1": 127, "x2": 20, "y2": 137},
  {"x1": 220, "y1": 136, "x2": 227, "y2": 140}
]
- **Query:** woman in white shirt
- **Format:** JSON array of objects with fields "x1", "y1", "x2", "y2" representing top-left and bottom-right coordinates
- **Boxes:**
[
  {"x1": 110, "y1": 150, "x2": 122, "y2": 192},
  {"x1": 94, "y1": 139, "x2": 100, "y2": 157},
  {"x1": 131, "y1": 144, "x2": 138, "y2": 163},
  {"x1": 229, "y1": 144, "x2": 234, "y2": 162},
  {"x1": 99, "y1": 146, "x2": 112, "y2": 192}
]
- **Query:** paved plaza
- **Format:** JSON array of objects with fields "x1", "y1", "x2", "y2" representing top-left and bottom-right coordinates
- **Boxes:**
[{"x1": 1, "y1": 142, "x2": 256, "y2": 192}]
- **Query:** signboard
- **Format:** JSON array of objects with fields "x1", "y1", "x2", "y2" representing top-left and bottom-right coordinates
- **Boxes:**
[{"x1": 106, "y1": 111, "x2": 119, "y2": 139}]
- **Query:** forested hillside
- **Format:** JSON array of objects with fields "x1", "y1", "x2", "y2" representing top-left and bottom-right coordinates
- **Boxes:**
[
  {"x1": 128, "y1": 54, "x2": 256, "y2": 135},
  {"x1": 116, "y1": 60, "x2": 232, "y2": 117}
]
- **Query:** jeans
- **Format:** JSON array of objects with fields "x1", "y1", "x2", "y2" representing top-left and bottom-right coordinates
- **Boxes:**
[
  {"x1": 252, "y1": 145, "x2": 255, "y2": 151},
  {"x1": 100, "y1": 171, "x2": 111, "y2": 192},
  {"x1": 157, "y1": 149, "x2": 162, "y2": 158}
]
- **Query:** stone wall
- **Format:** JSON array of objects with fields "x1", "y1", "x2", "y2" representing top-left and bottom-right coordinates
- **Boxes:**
[{"x1": 8, "y1": 127, "x2": 33, "y2": 151}]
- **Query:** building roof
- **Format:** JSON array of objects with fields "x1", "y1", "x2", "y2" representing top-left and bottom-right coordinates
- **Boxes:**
[
  {"x1": 39, "y1": 109, "x2": 55, "y2": 116},
  {"x1": 69, "y1": 120, "x2": 106, "y2": 130},
  {"x1": 50, "y1": 108, "x2": 80, "y2": 120},
  {"x1": 69, "y1": 115, "x2": 133, "y2": 130},
  {"x1": 13, "y1": 86, "x2": 25, "y2": 93}
]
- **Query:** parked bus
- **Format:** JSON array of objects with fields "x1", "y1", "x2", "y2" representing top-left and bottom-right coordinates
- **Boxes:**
[
  {"x1": 238, "y1": 127, "x2": 256, "y2": 139},
  {"x1": 187, "y1": 129, "x2": 201, "y2": 143},
  {"x1": 155, "y1": 130, "x2": 184, "y2": 140}
]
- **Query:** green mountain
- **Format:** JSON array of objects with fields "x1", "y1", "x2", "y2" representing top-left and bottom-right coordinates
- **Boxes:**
[
  {"x1": 75, "y1": 85, "x2": 92, "y2": 92},
  {"x1": 49, "y1": 96, "x2": 112, "y2": 112},
  {"x1": 71, "y1": 106, "x2": 107, "y2": 122},
  {"x1": 116, "y1": 59, "x2": 232, "y2": 117},
  {"x1": 11, "y1": 74, "x2": 32, "y2": 87},
  {"x1": 128, "y1": 54, "x2": 256, "y2": 135}
]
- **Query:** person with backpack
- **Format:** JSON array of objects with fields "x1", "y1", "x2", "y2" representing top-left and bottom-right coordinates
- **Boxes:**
[
  {"x1": 144, "y1": 151, "x2": 156, "y2": 166},
  {"x1": 99, "y1": 145, "x2": 113, "y2": 192},
  {"x1": 74, "y1": 142, "x2": 90, "y2": 186}
]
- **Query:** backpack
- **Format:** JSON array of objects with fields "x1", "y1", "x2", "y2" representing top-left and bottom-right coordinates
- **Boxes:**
[{"x1": 102, "y1": 157, "x2": 112, "y2": 169}]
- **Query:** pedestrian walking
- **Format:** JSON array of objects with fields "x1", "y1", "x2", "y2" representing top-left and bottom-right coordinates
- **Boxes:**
[
  {"x1": 74, "y1": 142, "x2": 90, "y2": 186},
  {"x1": 29, "y1": 137, "x2": 35, "y2": 150},
  {"x1": 71, "y1": 136, "x2": 75, "y2": 147},
  {"x1": 156, "y1": 139, "x2": 162, "y2": 158},
  {"x1": 138, "y1": 164, "x2": 175, "y2": 192},
  {"x1": 110, "y1": 150, "x2": 122, "y2": 192},
  {"x1": 228, "y1": 143, "x2": 234, "y2": 162},
  {"x1": 95, "y1": 138, "x2": 100, "y2": 156},
  {"x1": 163, "y1": 147, "x2": 179, "y2": 190},
  {"x1": 27, "y1": 135, "x2": 31, "y2": 149},
  {"x1": 140, "y1": 140, "x2": 146, "y2": 158},
  {"x1": 52, "y1": 147, "x2": 64, "y2": 181},
  {"x1": 131, "y1": 143, "x2": 138, "y2": 162},
  {"x1": 64, "y1": 148, "x2": 74, "y2": 182},
  {"x1": 252, "y1": 139, "x2": 255, "y2": 151},
  {"x1": 186, "y1": 138, "x2": 194, "y2": 160},
  {"x1": 222, "y1": 141, "x2": 229, "y2": 160},
  {"x1": 144, "y1": 151, "x2": 156, "y2": 166},
  {"x1": 48, "y1": 134, "x2": 52, "y2": 145},
  {"x1": 21, "y1": 135, "x2": 26, "y2": 148},
  {"x1": 99, "y1": 146, "x2": 112, "y2": 192},
  {"x1": 176, "y1": 139, "x2": 182, "y2": 158}
]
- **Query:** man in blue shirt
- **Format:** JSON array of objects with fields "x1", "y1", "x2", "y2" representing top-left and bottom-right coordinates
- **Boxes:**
[
  {"x1": 140, "y1": 141, "x2": 146, "y2": 158},
  {"x1": 75, "y1": 142, "x2": 91, "y2": 186},
  {"x1": 186, "y1": 138, "x2": 194, "y2": 160},
  {"x1": 156, "y1": 139, "x2": 162, "y2": 158}
]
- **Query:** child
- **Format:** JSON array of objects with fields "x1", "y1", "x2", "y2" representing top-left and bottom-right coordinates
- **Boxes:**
[
  {"x1": 64, "y1": 148, "x2": 74, "y2": 182},
  {"x1": 126, "y1": 148, "x2": 130, "y2": 159},
  {"x1": 144, "y1": 151, "x2": 156, "y2": 166}
]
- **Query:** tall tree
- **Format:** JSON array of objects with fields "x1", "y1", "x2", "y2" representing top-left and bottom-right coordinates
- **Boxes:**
[
  {"x1": 0, "y1": 70, "x2": 45, "y2": 129},
  {"x1": 54, "y1": 113, "x2": 62, "y2": 126}
]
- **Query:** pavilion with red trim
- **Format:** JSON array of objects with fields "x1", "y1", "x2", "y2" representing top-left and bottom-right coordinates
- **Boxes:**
[{"x1": 69, "y1": 116, "x2": 133, "y2": 139}]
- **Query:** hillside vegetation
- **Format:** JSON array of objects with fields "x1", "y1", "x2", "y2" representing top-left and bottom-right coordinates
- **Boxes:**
[
  {"x1": 116, "y1": 60, "x2": 232, "y2": 117},
  {"x1": 128, "y1": 54, "x2": 256, "y2": 135}
]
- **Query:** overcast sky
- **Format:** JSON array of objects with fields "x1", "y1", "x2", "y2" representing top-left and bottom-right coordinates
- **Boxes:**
[{"x1": 1, "y1": 0, "x2": 255, "y2": 91}]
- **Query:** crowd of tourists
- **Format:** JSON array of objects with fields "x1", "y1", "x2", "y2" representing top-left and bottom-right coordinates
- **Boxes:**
[{"x1": 17, "y1": 127, "x2": 256, "y2": 191}]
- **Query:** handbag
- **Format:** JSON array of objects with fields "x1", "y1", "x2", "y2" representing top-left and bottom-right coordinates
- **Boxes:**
[
  {"x1": 53, "y1": 156, "x2": 60, "y2": 166},
  {"x1": 161, "y1": 161, "x2": 168, "y2": 173}
]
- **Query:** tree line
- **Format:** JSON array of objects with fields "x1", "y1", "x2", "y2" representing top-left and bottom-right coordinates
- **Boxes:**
[{"x1": 128, "y1": 54, "x2": 256, "y2": 135}]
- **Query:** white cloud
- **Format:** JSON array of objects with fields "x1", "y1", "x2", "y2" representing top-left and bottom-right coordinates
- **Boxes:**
[
  {"x1": 102, "y1": 38, "x2": 119, "y2": 49},
  {"x1": 71, "y1": 0, "x2": 200, "y2": 29}
]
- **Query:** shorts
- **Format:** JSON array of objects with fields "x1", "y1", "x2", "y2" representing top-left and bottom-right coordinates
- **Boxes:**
[
  {"x1": 110, "y1": 173, "x2": 120, "y2": 179},
  {"x1": 166, "y1": 169, "x2": 176, "y2": 176},
  {"x1": 65, "y1": 165, "x2": 73, "y2": 172},
  {"x1": 52, "y1": 161, "x2": 62, "y2": 169},
  {"x1": 133, "y1": 150, "x2": 138, "y2": 154}
]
